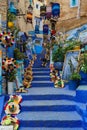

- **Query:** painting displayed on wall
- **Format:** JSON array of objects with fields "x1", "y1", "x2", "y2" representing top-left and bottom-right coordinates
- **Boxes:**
[{"x1": 62, "y1": 50, "x2": 80, "y2": 81}]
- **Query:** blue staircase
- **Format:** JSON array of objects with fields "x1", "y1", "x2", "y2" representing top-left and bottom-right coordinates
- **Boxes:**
[
  {"x1": 1, "y1": 54, "x2": 87, "y2": 129},
  {"x1": 16, "y1": 66, "x2": 84, "y2": 130}
]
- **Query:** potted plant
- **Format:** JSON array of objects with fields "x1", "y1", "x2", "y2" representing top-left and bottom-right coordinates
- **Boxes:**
[
  {"x1": 52, "y1": 46, "x2": 65, "y2": 70},
  {"x1": 78, "y1": 53, "x2": 87, "y2": 85},
  {"x1": 14, "y1": 48, "x2": 25, "y2": 60},
  {"x1": 69, "y1": 72, "x2": 81, "y2": 90},
  {"x1": 7, "y1": 64, "x2": 17, "y2": 94}
]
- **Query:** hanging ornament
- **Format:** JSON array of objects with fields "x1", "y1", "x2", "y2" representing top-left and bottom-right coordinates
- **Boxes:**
[
  {"x1": 46, "y1": 5, "x2": 52, "y2": 20},
  {"x1": 27, "y1": 3, "x2": 33, "y2": 23},
  {"x1": 52, "y1": 3, "x2": 60, "y2": 19},
  {"x1": 40, "y1": 5, "x2": 46, "y2": 19},
  {"x1": 8, "y1": 21, "x2": 14, "y2": 28},
  {"x1": 26, "y1": 11, "x2": 32, "y2": 23},
  {"x1": 4, "y1": 100, "x2": 20, "y2": 115},
  {"x1": 51, "y1": 30, "x2": 56, "y2": 36},
  {"x1": 43, "y1": 24, "x2": 49, "y2": 35},
  {"x1": 28, "y1": 4, "x2": 33, "y2": 13},
  {"x1": 1, "y1": 115, "x2": 19, "y2": 130},
  {"x1": 9, "y1": 2, "x2": 17, "y2": 15}
]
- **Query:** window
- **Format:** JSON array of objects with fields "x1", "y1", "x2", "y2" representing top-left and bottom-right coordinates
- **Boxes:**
[{"x1": 70, "y1": 0, "x2": 78, "y2": 7}]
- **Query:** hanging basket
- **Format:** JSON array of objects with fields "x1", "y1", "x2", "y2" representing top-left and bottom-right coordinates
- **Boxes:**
[
  {"x1": 46, "y1": 5, "x2": 52, "y2": 19},
  {"x1": 26, "y1": 12, "x2": 32, "y2": 19},
  {"x1": 40, "y1": 5, "x2": 46, "y2": 17},
  {"x1": 43, "y1": 24, "x2": 49, "y2": 35}
]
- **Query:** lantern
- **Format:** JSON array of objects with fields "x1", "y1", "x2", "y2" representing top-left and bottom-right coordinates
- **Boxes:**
[
  {"x1": 46, "y1": 5, "x2": 52, "y2": 20},
  {"x1": 26, "y1": 12, "x2": 32, "y2": 23},
  {"x1": 52, "y1": 3, "x2": 60, "y2": 19},
  {"x1": 40, "y1": 5, "x2": 46, "y2": 18},
  {"x1": 43, "y1": 24, "x2": 49, "y2": 35},
  {"x1": 51, "y1": 30, "x2": 56, "y2": 36},
  {"x1": 28, "y1": 4, "x2": 33, "y2": 13},
  {"x1": 8, "y1": 22, "x2": 14, "y2": 28},
  {"x1": 9, "y1": 2, "x2": 17, "y2": 15}
]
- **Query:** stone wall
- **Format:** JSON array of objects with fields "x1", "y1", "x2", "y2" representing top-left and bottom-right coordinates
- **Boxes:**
[
  {"x1": 47, "y1": 0, "x2": 87, "y2": 32},
  {"x1": 0, "y1": 1, "x2": 7, "y2": 21}
]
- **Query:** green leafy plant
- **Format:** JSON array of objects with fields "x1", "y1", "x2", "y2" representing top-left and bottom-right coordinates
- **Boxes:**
[
  {"x1": 7, "y1": 10, "x2": 16, "y2": 22},
  {"x1": 70, "y1": 72, "x2": 81, "y2": 80},
  {"x1": 52, "y1": 40, "x2": 81, "y2": 62},
  {"x1": 14, "y1": 48, "x2": 25, "y2": 60},
  {"x1": 78, "y1": 52, "x2": 87, "y2": 73},
  {"x1": 7, "y1": 70, "x2": 16, "y2": 82},
  {"x1": 52, "y1": 46, "x2": 65, "y2": 62}
]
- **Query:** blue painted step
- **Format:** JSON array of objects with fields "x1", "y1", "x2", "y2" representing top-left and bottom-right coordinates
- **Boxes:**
[
  {"x1": 21, "y1": 105, "x2": 76, "y2": 112},
  {"x1": 19, "y1": 120, "x2": 82, "y2": 128},
  {"x1": 33, "y1": 72, "x2": 50, "y2": 76},
  {"x1": 19, "y1": 128, "x2": 84, "y2": 130},
  {"x1": 32, "y1": 68, "x2": 50, "y2": 71},
  {"x1": 31, "y1": 82, "x2": 54, "y2": 87},
  {"x1": 33, "y1": 76, "x2": 50, "y2": 81},
  {"x1": 22, "y1": 94, "x2": 75, "y2": 101},
  {"x1": 17, "y1": 111, "x2": 83, "y2": 127}
]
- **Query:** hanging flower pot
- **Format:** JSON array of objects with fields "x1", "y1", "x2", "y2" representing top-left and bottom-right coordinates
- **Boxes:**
[
  {"x1": 28, "y1": 4, "x2": 33, "y2": 13},
  {"x1": 26, "y1": 12, "x2": 32, "y2": 23},
  {"x1": 9, "y1": 2, "x2": 17, "y2": 15},
  {"x1": 8, "y1": 21, "x2": 14, "y2": 28},
  {"x1": 46, "y1": 5, "x2": 52, "y2": 19},
  {"x1": 40, "y1": 5, "x2": 46, "y2": 18},
  {"x1": 43, "y1": 24, "x2": 49, "y2": 35},
  {"x1": 69, "y1": 80, "x2": 78, "y2": 90}
]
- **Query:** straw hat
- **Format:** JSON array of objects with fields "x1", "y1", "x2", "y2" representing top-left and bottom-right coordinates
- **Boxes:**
[
  {"x1": 4, "y1": 101, "x2": 20, "y2": 115},
  {"x1": 8, "y1": 95, "x2": 22, "y2": 104},
  {"x1": 1, "y1": 115, "x2": 19, "y2": 130}
]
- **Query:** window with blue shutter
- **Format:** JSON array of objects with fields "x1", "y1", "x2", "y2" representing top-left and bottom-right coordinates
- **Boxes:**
[{"x1": 70, "y1": 0, "x2": 78, "y2": 7}]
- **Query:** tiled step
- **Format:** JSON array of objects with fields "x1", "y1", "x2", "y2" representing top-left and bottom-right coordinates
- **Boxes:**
[
  {"x1": 21, "y1": 94, "x2": 75, "y2": 101},
  {"x1": 21, "y1": 87, "x2": 75, "y2": 96},
  {"x1": 33, "y1": 76, "x2": 50, "y2": 81},
  {"x1": 19, "y1": 128, "x2": 84, "y2": 130},
  {"x1": 33, "y1": 72, "x2": 50, "y2": 76},
  {"x1": 21, "y1": 100, "x2": 75, "y2": 106},
  {"x1": 17, "y1": 111, "x2": 82, "y2": 127},
  {"x1": 32, "y1": 68, "x2": 50, "y2": 71},
  {"x1": 21, "y1": 100, "x2": 76, "y2": 112},
  {"x1": 21, "y1": 105, "x2": 75, "y2": 112},
  {"x1": 31, "y1": 82, "x2": 54, "y2": 87}
]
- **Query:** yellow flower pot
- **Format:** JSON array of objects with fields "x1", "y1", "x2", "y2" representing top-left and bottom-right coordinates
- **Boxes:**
[
  {"x1": 8, "y1": 22, "x2": 14, "y2": 28},
  {"x1": 74, "y1": 46, "x2": 80, "y2": 50}
]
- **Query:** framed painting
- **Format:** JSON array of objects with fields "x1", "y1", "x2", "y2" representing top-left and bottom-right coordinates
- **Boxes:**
[{"x1": 62, "y1": 49, "x2": 80, "y2": 81}]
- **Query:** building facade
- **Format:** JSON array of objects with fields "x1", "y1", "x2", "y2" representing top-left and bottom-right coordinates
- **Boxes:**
[
  {"x1": 47, "y1": 0, "x2": 87, "y2": 32},
  {"x1": 0, "y1": 1, "x2": 7, "y2": 30}
]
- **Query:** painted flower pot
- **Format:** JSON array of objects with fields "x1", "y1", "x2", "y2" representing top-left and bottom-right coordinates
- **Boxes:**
[
  {"x1": 8, "y1": 82, "x2": 14, "y2": 94},
  {"x1": 54, "y1": 62, "x2": 63, "y2": 71},
  {"x1": 79, "y1": 71, "x2": 87, "y2": 80},
  {"x1": 69, "y1": 80, "x2": 78, "y2": 90}
]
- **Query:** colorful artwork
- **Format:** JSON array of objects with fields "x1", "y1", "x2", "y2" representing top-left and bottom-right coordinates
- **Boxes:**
[{"x1": 62, "y1": 50, "x2": 80, "y2": 81}]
